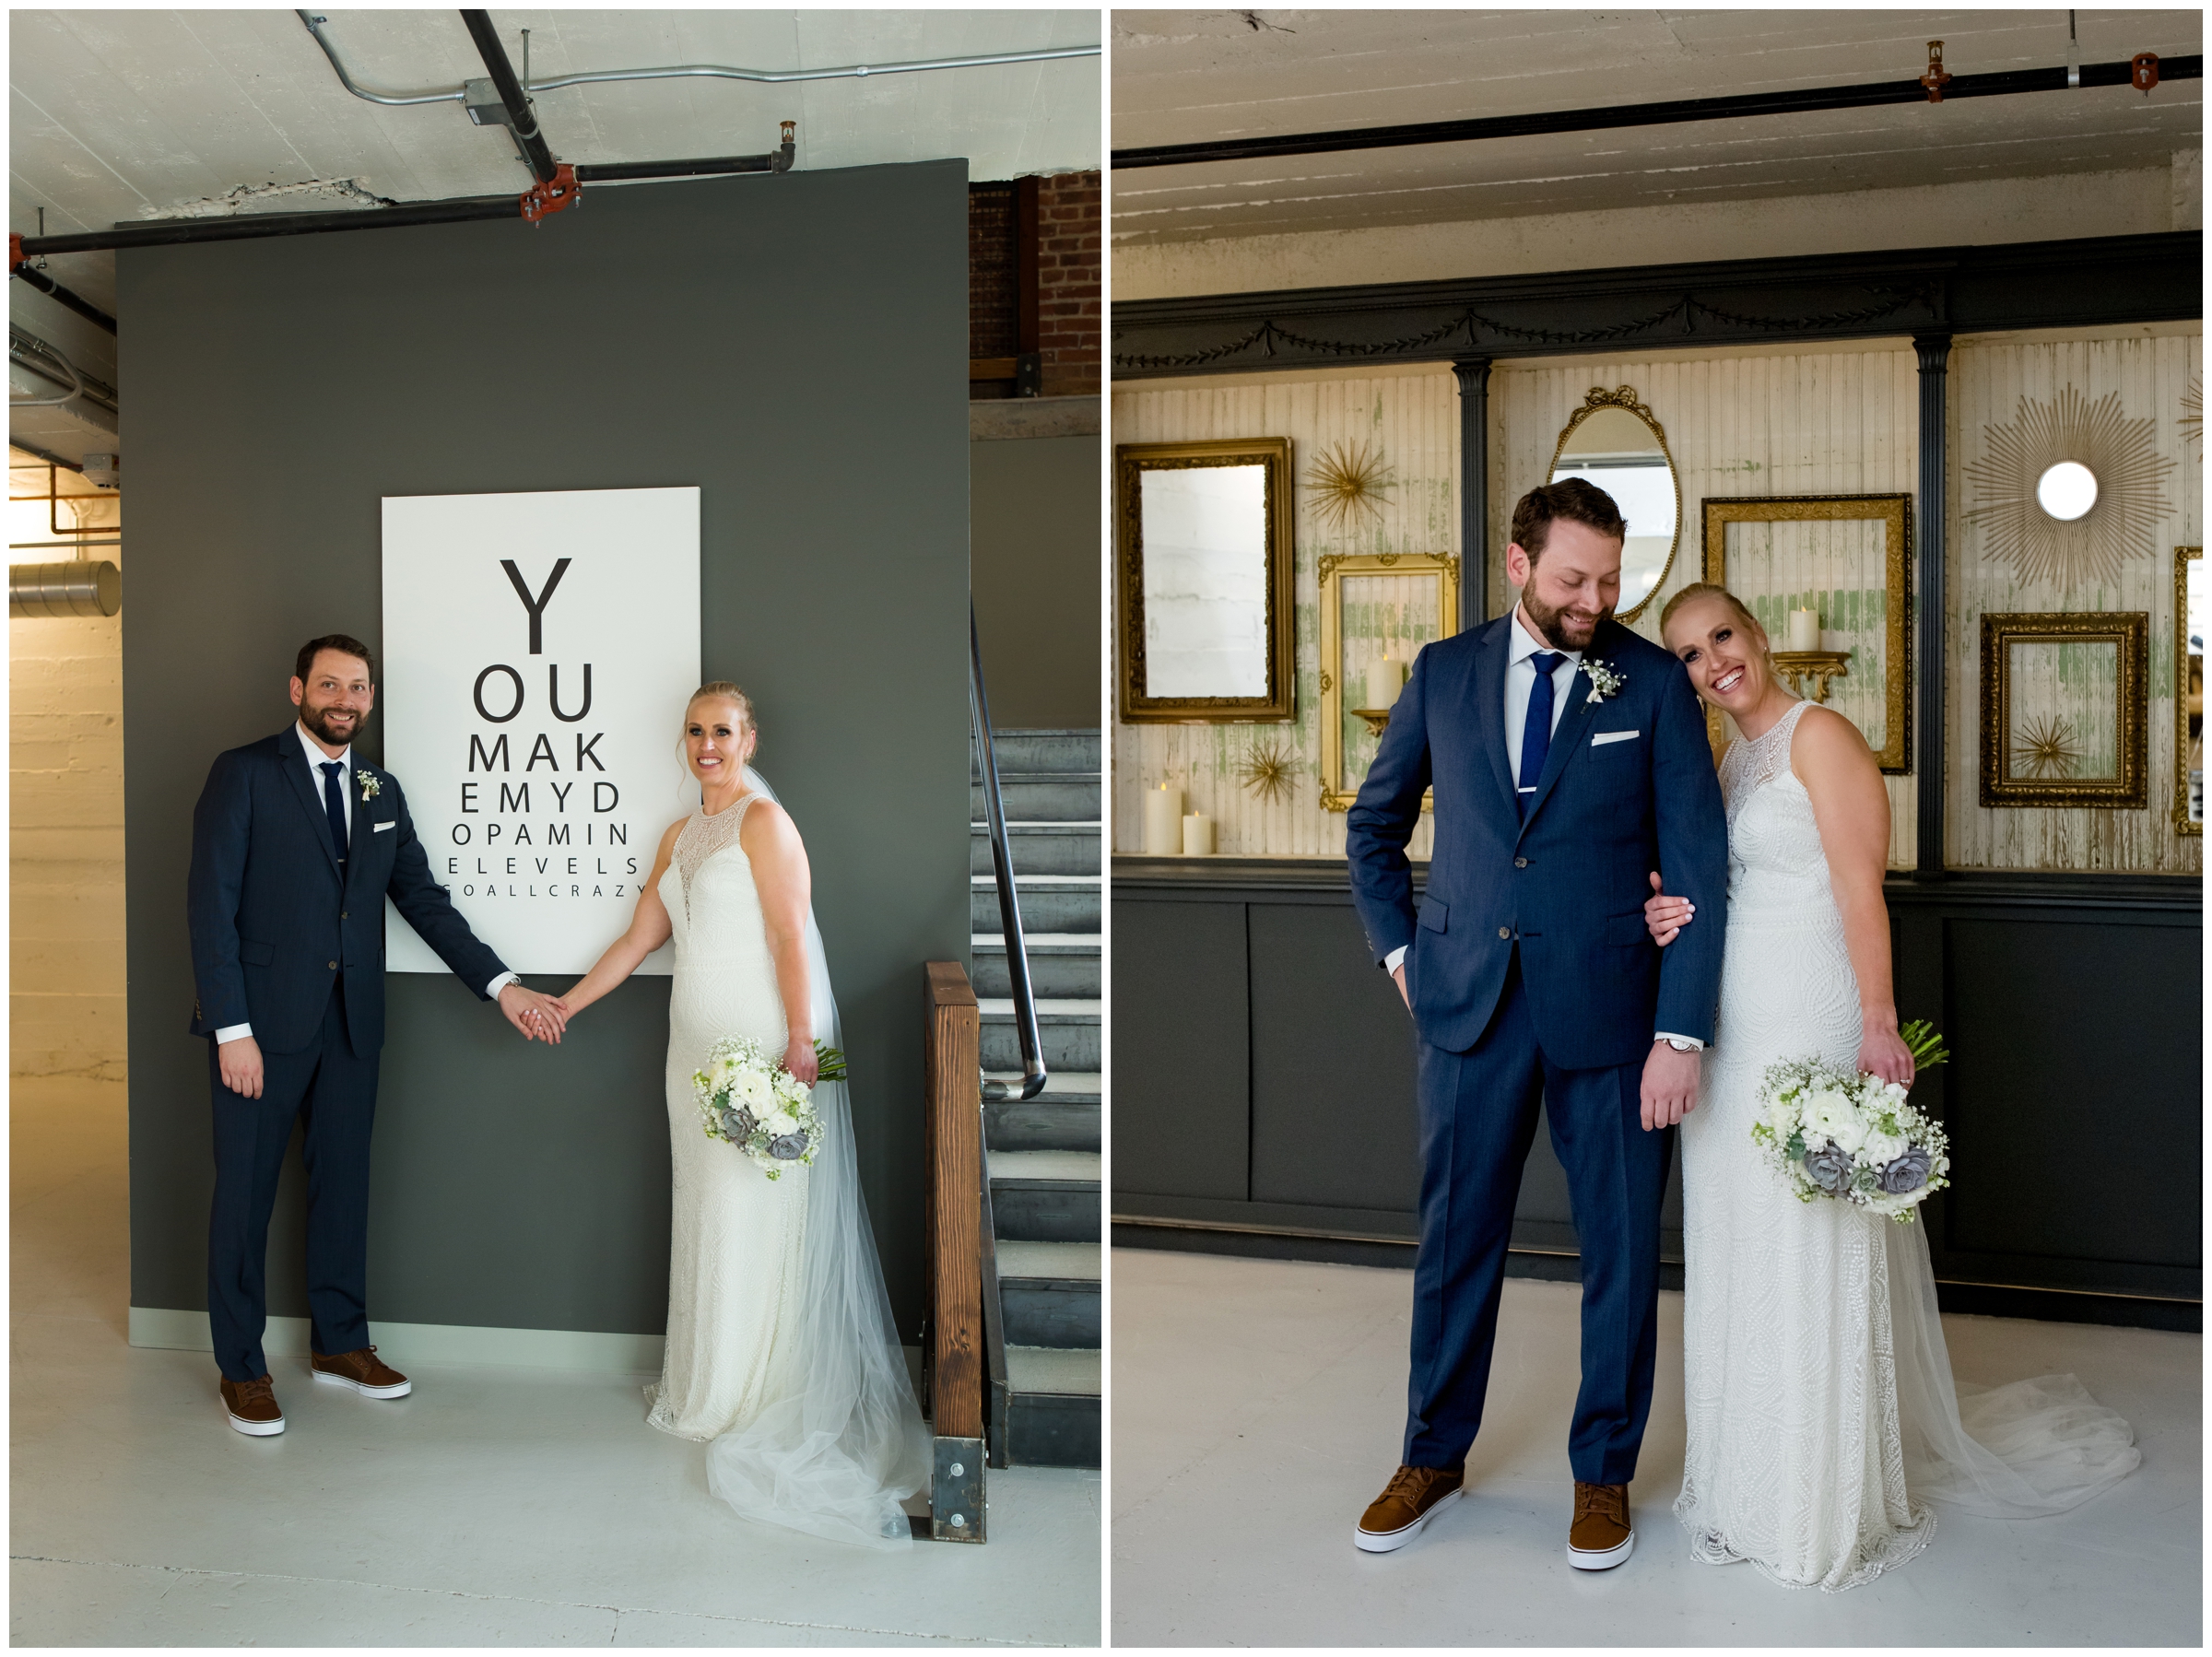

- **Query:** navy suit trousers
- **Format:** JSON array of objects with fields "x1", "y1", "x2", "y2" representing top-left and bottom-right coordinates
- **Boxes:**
[
  {"x1": 1405, "y1": 952, "x2": 1673, "y2": 1485},
  {"x1": 206, "y1": 981, "x2": 380, "y2": 1381}
]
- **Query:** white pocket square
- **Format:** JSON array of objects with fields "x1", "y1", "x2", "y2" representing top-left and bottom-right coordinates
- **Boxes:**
[
  {"x1": 373, "y1": 821, "x2": 396, "y2": 833},
  {"x1": 1591, "y1": 730, "x2": 1640, "y2": 746}
]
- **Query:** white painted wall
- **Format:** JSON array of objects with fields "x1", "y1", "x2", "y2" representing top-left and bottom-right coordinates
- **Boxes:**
[{"x1": 1112, "y1": 157, "x2": 2197, "y2": 301}]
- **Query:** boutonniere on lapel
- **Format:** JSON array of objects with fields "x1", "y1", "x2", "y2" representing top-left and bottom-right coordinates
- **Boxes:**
[
  {"x1": 356, "y1": 770, "x2": 382, "y2": 802},
  {"x1": 1581, "y1": 657, "x2": 1627, "y2": 705}
]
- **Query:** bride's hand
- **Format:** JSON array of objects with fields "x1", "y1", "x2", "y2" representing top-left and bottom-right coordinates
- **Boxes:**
[
  {"x1": 1644, "y1": 871, "x2": 1696, "y2": 946},
  {"x1": 1858, "y1": 1020, "x2": 1915, "y2": 1087},
  {"x1": 782, "y1": 1035, "x2": 819, "y2": 1087}
]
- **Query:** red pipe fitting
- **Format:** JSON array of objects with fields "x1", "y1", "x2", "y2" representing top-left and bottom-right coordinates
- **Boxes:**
[{"x1": 519, "y1": 163, "x2": 581, "y2": 226}]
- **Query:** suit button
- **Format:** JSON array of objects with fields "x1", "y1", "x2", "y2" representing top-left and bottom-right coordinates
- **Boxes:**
[
  {"x1": 328, "y1": 961, "x2": 337, "y2": 970},
  {"x1": 340, "y1": 911, "x2": 349, "y2": 920},
  {"x1": 1513, "y1": 857, "x2": 1529, "y2": 868},
  {"x1": 1497, "y1": 926, "x2": 1511, "y2": 939}
]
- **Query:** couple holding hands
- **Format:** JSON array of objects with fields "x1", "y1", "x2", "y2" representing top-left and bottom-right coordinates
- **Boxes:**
[{"x1": 188, "y1": 637, "x2": 924, "y2": 1549}]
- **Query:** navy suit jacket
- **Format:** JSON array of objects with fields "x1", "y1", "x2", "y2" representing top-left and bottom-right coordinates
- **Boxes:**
[
  {"x1": 187, "y1": 730, "x2": 509, "y2": 1056},
  {"x1": 1346, "y1": 615, "x2": 1728, "y2": 1069}
]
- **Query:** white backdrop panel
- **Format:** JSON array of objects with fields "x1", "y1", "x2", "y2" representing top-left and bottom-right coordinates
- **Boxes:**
[{"x1": 381, "y1": 486, "x2": 700, "y2": 974}]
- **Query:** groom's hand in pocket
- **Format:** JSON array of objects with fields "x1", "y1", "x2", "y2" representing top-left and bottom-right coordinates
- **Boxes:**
[
  {"x1": 1641, "y1": 1041, "x2": 1700, "y2": 1131},
  {"x1": 1390, "y1": 963, "x2": 1409, "y2": 1010}
]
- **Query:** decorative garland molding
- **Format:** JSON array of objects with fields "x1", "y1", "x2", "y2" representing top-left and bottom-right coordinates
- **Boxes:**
[{"x1": 1110, "y1": 233, "x2": 2201, "y2": 378}]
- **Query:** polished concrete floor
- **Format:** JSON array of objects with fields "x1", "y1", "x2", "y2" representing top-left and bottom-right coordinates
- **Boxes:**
[
  {"x1": 1112, "y1": 1247, "x2": 2201, "y2": 1648},
  {"x1": 12, "y1": 1077, "x2": 1100, "y2": 1646}
]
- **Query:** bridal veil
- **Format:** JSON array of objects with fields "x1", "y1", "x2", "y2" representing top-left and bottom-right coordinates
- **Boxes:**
[{"x1": 700, "y1": 765, "x2": 931, "y2": 1548}]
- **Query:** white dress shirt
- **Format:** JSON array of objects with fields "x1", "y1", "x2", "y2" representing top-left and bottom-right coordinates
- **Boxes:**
[
  {"x1": 1382, "y1": 609, "x2": 1701, "y2": 1052},
  {"x1": 214, "y1": 723, "x2": 516, "y2": 1044}
]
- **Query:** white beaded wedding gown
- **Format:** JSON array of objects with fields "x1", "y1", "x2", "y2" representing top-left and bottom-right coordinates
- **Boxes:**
[
  {"x1": 1675, "y1": 699, "x2": 2140, "y2": 1592},
  {"x1": 645, "y1": 783, "x2": 929, "y2": 1549}
]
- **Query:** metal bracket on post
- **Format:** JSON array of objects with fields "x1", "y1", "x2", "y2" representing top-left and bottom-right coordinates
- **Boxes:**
[
  {"x1": 931, "y1": 1435, "x2": 987, "y2": 1542},
  {"x1": 519, "y1": 163, "x2": 581, "y2": 225}
]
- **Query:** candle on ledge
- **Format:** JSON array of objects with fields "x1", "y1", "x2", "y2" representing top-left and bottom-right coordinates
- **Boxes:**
[
  {"x1": 1182, "y1": 813, "x2": 1216, "y2": 856},
  {"x1": 1786, "y1": 607, "x2": 1820, "y2": 653},
  {"x1": 1364, "y1": 656, "x2": 1404, "y2": 711},
  {"x1": 1144, "y1": 784, "x2": 1184, "y2": 856}
]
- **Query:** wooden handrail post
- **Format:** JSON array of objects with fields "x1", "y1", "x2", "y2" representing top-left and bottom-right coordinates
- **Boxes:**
[{"x1": 923, "y1": 959, "x2": 985, "y2": 1542}]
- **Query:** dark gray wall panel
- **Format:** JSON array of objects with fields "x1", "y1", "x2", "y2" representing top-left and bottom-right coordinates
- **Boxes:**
[
  {"x1": 1112, "y1": 862, "x2": 2197, "y2": 1311},
  {"x1": 1247, "y1": 903, "x2": 1418, "y2": 1213},
  {"x1": 1110, "y1": 899, "x2": 1248, "y2": 1200},
  {"x1": 1941, "y1": 914, "x2": 2201, "y2": 1272},
  {"x1": 123, "y1": 162, "x2": 971, "y2": 1339},
  {"x1": 971, "y1": 434, "x2": 1100, "y2": 730}
]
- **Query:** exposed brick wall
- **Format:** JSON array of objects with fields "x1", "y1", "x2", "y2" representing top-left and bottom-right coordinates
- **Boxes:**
[{"x1": 1035, "y1": 171, "x2": 1100, "y2": 397}]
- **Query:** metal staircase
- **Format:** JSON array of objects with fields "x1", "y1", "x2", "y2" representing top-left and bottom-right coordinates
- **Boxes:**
[{"x1": 970, "y1": 728, "x2": 1101, "y2": 1469}]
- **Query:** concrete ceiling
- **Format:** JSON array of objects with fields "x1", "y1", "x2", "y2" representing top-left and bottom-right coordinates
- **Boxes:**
[
  {"x1": 1111, "y1": 8, "x2": 2204, "y2": 246},
  {"x1": 9, "y1": 7, "x2": 1101, "y2": 312}
]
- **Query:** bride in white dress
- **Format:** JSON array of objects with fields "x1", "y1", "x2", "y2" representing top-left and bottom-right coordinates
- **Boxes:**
[
  {"x1": 1648, "y1": 585, "x2": 2139, "y2": 1592},
  {"x1": 552, "y1": 682, "x2": 928, "y2": 1548}
]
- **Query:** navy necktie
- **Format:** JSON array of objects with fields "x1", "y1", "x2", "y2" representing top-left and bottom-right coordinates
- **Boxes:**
[
  {"x1": 1518, "y1": 652, "x2": 1562, "y2": 818},
  {"x1": 319, "y1": 760, "x2": 349, "y2": 865}
]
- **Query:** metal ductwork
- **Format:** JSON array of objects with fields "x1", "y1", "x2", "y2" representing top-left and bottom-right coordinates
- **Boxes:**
[{"x1": 11, "y1": 559, "x2": 121, "y2": 618}]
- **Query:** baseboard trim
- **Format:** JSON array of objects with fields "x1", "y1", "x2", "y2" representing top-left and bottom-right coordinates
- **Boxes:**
[
  {"x1": 127, "y1": 1307, "x2": 666, "y2": 1373},
  {"x1": 1110, "y1": 1224, "x2": 2198, "y2": 1330}
]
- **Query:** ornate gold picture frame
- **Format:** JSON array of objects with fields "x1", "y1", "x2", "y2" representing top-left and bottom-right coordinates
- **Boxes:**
[
  {"x1": 2174, "y1": 546, "x2": 2201, "y2": 836},
  {"x1": 1547, "y1": 384, "x2": 1681, "y2": 624},
  {"x1": 1115, "y1": 438, "x2": 1296, "y2": 724},
  {"x1": 1701, "y1": 494, "x2": 1912, "y2": 772},
  {"x1": 1317, "y1": 551, "x2": 1460, "y2": 811},
  {"x1": 1978, "y1": 611, "x2": 2149, "y2": 809}
]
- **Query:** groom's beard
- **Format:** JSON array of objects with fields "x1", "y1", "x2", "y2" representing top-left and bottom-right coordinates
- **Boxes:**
[
  {"x1": 1521, "y1": 587, "x2": 1611, "y2": 651},
  {"x1": 300, "y1": 701, "x2": 364, "y2": 747}
]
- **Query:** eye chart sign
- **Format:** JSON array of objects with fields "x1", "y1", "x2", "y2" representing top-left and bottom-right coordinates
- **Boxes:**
[{"x1": 381, "y1": 486, "x2": 700, "y2": 974}]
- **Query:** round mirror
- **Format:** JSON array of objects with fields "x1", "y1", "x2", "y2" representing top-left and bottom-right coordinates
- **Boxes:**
[
  {"x1": 1547, "y1": 387, "x2": 1680, "y2": 621},
  {"x1": 2036, "y1": 460, "x2": 2099, "y2": 522}
]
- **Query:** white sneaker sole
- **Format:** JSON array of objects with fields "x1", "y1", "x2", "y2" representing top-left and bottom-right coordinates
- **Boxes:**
[
  {"x1": 225, "y1": 1408, "x2": 285, "y2": 1437},
  {"x1": 1354, "y1": 1487, "x2": 1461, "y2": 1553},
  {"x1": 312, "y1": 1369, "x2": 411, "y2": 1399},
  {"x1": 1569, "y1": 1529, "x2": 1635, "y2": 1570}
]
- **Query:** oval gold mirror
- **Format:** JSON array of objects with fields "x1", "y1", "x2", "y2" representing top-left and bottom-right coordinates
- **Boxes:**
[{"x1": 1547, "y1": 386, "x2": 1680, "y2": 622}]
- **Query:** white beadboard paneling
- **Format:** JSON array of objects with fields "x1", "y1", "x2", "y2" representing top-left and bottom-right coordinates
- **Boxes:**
[
  {"x1": 1946, "y1": 331, "x2": 2203, "y2": 873},
  {"x1": 1113, "y1": 328, "x2": 2203, "y2": 875},
  {"x1": 1493, "y1": 347, "x2": 1920, "y2": 867},
  {"x1": 1112, "y1": 370, "x2": 1456, "y2": 859}
]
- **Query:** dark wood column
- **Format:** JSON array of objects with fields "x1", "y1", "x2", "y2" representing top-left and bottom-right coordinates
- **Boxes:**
[
  {"x1": 1453, "y1": 357, "x2": 1493, "y2": 631},
  {"x1": 1912, "y1": 331, "x2": 1952, "y2": 879}
]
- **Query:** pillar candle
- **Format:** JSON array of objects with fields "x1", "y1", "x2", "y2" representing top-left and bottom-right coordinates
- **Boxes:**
[
  {"x1": 1786, "y1": 608, "x2": 1820, "y2": 652},
  {"x1": 1364, "y1": 656, "x2": 1404, "y2": 711},
  {"x1": 1143, "y1": 785, "x2": 1183, "y2": 856},
  {"x1": 1182, "y1": 813, "x2": 1216, "y2": 856}
]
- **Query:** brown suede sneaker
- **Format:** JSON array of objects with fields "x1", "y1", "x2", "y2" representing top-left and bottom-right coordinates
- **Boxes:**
[
  {"x1": 1354, "y1": 1463, "x2": 1465, "y2": 1553},
  {"x1": 219, "y1": 1372, "x2": 285, "y2": 1436},
  {"x1": 311, "y1": 1345, "x2": 411, "y2": 1399},
  {"x1": 1568, "y1": 1480, "x2": 1634, "y2": 1569}
]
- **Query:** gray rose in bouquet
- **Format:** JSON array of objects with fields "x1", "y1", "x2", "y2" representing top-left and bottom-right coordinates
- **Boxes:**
[
  {"x1": 768, "y1": 1133, "x2": 810, "y2": 1161},
  {"x1": 1879, "y1": 1146, "x2": 1934, "y2": 1194},
  {"x1": 1801, "y1": 1144, "x2": 1853, "y2": 1194}
]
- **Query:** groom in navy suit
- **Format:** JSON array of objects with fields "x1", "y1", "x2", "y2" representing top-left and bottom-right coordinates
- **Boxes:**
[
  {"x1": 187, "y1": 636, "x2": 567, "y2": 1436},
  {"x1": 1346, "y1": 479, "x2": 1727, "y2": 1566}
]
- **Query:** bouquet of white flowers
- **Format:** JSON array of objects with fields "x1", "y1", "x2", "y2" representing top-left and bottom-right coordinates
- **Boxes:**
[
  {"x1": 691, "y1": 1035, "x2": 846, "y2": 1181},
  {"x1": 1748, "y1": 1022, "x2": 1951, "y2": 1223}
]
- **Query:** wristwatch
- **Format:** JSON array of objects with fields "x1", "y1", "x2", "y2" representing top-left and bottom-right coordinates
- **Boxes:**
[{"x1": 1660, "y1": 1036, "x2": 1700, "y2": 1052}]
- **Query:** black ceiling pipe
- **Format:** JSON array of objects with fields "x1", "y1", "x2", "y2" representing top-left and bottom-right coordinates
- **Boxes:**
[
  {"x1": 1112, "y1": 54, "x2": 2204, "y2": 169},
  {"x1": 10, "y1": 264, "x2": 118, "y2": 334},
  {"x1": 17, "y1": 193, "x2": 531, "y2": 256},
  {"x1": 574, "y1": 146, "x2": 790, "y2": 182},
  {"x1": 459, "y1": 10, "x2": 559, "y2": 184}
]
